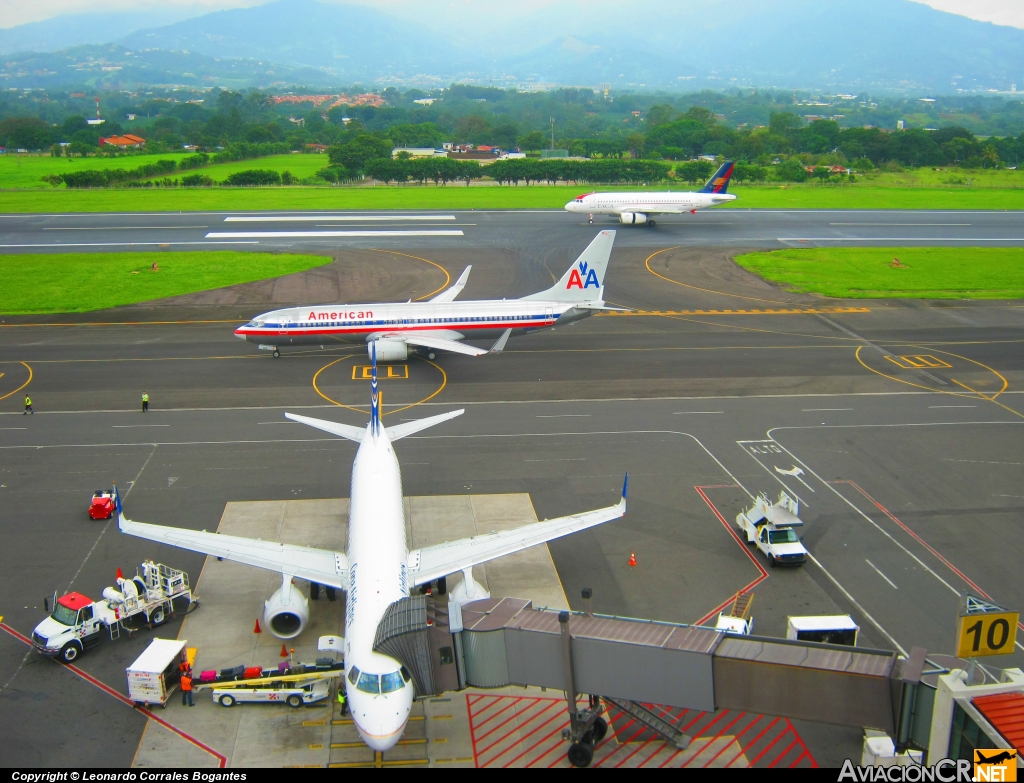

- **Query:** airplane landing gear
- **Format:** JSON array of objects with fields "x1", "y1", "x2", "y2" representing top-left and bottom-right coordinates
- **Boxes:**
[{"x1": 273, "y1": 349, "x2": 280, "y2": 358}]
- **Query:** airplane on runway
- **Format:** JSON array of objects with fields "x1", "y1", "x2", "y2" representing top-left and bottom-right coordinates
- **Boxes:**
[
  {"x1": 234, "y1": 230, "x2": 620, "y2": 359},
  {"x1": 116, "y1": 347, "x2": 627, "y2": 751},
  {"x1": 564, "y1": 161, "x2": 737, "y2": 225}
]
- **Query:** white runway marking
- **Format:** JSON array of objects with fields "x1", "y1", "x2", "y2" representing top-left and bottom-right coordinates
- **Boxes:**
[
  {"x1": 536, "y1": 414, "x2": 591, "y2": 418},
  {"x1": 42, "y1": 226, "x2": 206, "y2": 231},
  {"x1": 803, "y1": 408, "x2": 853, "y2": 412},
  {"x1": 930, "y1": 405, "x2": 976, "y2": 409},
  {"x1": 0, "y1": 241, "x2": 259, "y2": 248},
  {"x1": 206, "y1": 230, "x2": 465, "y2": 238},
  {"x1": 223, "y1": 215, "x2": 456, "y2": 222},
  {"x1": 865, "y1": 560, "x2": 899, "y2": 589},
  {"x1": 829, "y1": 223, "x2": 972, "y2": 227},
  {"x1": 112, "y1": 424, "x2": 170, "y2": 428},
  {"x1": 673, "y1": 411, "x2": 724, "y2": 415},
  {"x1": 0, "y1": 427, "x2": 26, "y2": 430}
]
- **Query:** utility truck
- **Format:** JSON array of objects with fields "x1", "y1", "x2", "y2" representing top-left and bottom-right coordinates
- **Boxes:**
[
  {"x1": 715, "y1": 592, "x2": 755, "y2": 635},
  {"x1": 736, "y1": 491, "x2": 809, "y2": 567},
  {"x1": 32, "y1": 561, "x2": 195, "y2": 663}
]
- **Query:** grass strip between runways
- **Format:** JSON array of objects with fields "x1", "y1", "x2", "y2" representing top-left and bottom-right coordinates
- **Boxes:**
[
  {"x1": 0, "y1": 251, "x2": 331, "y2": 314},
  {"x1": 734, "y1": 247, "x2": 1024, "y2": 299}
]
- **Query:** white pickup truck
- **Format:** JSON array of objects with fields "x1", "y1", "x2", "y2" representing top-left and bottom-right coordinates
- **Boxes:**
[{"x1": 736, "y1": 491, "x2": 809, "y2": 568}]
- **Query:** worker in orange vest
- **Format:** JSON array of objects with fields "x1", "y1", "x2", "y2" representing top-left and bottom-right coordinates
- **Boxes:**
[{"x1": 180, "y1": 671, "x2": 194, "y2": 707}]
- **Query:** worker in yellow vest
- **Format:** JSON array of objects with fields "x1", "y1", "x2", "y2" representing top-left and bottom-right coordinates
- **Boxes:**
[
  {"x1": 24, "y1": 395, "x2": 33, "y2": 415},
  {"x1": 142, "y1": 392, "x2": 149, "y2": 413}
]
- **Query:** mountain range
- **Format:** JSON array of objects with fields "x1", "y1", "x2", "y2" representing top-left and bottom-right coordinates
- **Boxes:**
[{"x1": 1, "y1": 0, "x2": 1023, "y2": 92}]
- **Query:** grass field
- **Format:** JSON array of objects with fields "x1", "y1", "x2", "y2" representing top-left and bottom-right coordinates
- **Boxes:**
[
  {"x1": 139, "y1": 153, "x2": 330, "y2": 183},
  {"x1": 0, "y1": 251, "x2": 331, "y2": 314},
  {"x1": 734, "y1": 247, "x2": 1024, "y2": 299},
  {"x1": 2, "y1": 183, "x2": 1024, "y2": 213},
  {"x1": 0, "y1": 152, "x2": 329, "y2": 188}
]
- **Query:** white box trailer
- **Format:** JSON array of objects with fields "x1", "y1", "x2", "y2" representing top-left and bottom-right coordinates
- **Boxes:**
[
  {"x1": 786, "y1": 615, "x2": 859, "y2": 646},
  {"x1": 127, "y1": 638, "x2": 188, "y2": 707}
]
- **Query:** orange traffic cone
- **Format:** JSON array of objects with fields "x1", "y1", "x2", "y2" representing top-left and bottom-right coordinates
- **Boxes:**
[
  {"x1": 628, "y1": 552, "x2": 637, "y2": 567},
  {"x1": 254, "y1": 619, "x2": 262, "y2": 634},
  {"x1": 280, "y1": 643, "x2": 289, "y2": 658},
  {"x1": 116, "y1": 567, "x2": 124, "y2": 580}
]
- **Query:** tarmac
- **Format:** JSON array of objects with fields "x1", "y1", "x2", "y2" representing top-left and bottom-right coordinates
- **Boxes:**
[{"x1": 1, "y1": 209, "x2": 1023, "y2": 767}]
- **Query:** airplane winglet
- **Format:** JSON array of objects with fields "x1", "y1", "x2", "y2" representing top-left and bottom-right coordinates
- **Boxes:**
[
  {"x1": 488, "y1": 328, "x2": 512, "y2": 355},
  {"x1": 622, "y1": 473, "x2": 629, "y2": 500}
]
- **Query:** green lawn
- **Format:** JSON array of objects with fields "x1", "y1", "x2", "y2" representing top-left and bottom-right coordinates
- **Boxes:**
[
  {"x1": 0, "y1": 251, "x2": 331, "y2": 314},
  {"x1": 734, "y1": 247, "x2": 1024, "y2": 299},
  {"x1": 139, "y1": 153, "x2": 330, "y2": 183},
  {"x1": 0, "y1": 153, "x2": 195, "y2": 189},
  {"x1": 2, "y1": 183, "x2": 1024, "y2": 213}
]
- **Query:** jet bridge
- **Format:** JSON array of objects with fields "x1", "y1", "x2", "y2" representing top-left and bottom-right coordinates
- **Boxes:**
[{"x1": 374, "y1": 592, "x2": 909, "y2": 765}]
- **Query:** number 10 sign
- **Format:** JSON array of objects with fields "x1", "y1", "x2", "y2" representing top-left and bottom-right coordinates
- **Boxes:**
[{"x1": 956, "y1": 595, "x2": 1019, "y2": 658}]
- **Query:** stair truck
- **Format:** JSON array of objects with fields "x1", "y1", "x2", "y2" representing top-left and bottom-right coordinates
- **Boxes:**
[
  {"x1": 736, "y1": 491, "x2": 809, "y2": 567},
  {"x1": 32, "y1": 560, "x2": 196, "y2": 663}
]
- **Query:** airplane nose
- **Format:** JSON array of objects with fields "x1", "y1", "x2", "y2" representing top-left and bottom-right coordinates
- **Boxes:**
[
  {"x1": 234, "y1": 328, "x2": 247, "y2": 340},
  {"x1": 360, "y1": 727, "x2": 404, "y2": 752}
]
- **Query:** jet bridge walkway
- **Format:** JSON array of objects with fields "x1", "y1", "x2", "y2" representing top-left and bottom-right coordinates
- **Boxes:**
[{"x1": 375, "y1": 593, "x2": 915, "y2": 766}]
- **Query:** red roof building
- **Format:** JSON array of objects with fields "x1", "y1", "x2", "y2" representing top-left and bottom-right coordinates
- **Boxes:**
[
  {"x1": 973, "y1": 692, "x2": 1024, "y2": 752},
  {"x1": 99, "y1": 134, "x2": 146, "y2": 148}
]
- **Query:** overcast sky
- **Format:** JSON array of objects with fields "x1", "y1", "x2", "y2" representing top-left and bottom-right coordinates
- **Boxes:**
[{"x1": 3, "y1": 0, "x2": 1024, "y2": 30}]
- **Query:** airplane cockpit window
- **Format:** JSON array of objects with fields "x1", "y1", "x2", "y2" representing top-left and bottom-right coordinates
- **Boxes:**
[
  {"x1": 356, "y1": 671, "x2": 381, "y2": 694},
  {"x1": 380, "y1": 671, "x2": 406, "y2": 693},
  {"x1": 347, "y1": 666, "x2": 360, "y2": 685},
  {"x1": 400, "y1": 667, "x2": 411, "y2": 683}
]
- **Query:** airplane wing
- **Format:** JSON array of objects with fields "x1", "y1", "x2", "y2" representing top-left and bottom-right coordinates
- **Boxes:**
[
  {"x1": 407, "y1": 476, "x2": 627, "y2": 586},
  {"x1": 430, "y1": 266, "x2": 471, "y2": 303},
  {"x1": 388, "y1": 328, "x2": 511, "y2": 357},
  {"x1": 117, "y1": 513, "x2": 348, "y2": 589}
]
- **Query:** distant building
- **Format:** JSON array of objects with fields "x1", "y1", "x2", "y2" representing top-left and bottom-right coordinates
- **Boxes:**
[
  {"x1": 126, "y1": 114, "x2": 137, "y2": 121},
  {"x1": 392, "y1": 147, "x2": 447, "y2": 159},
  {"x1": 99, "y1": 134, "x2": 145, "y2": 148},
  {"x1": 413, "y1": 98, "x2": 436, "y2": 106},
  {"x1": 540, "y1": 149, "x2": 569, "y2": 159},
  {"x1": 306, "y1": 143, "x2": 328, "y2": 153},
  {"x1": 897, "y1": 120, "x2": 905, "y2": 130}
]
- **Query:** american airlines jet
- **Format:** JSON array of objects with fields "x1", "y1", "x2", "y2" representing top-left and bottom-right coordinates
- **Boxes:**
[
  {"x1": 116, "y1": 350, "x2": 627, "y2": 751},
  {"x1": 564, "y1": 161, "x2": 737, "y2": 225},
  {"x1": 235, "y1": 230, "x2": 619, "y2": 359}
]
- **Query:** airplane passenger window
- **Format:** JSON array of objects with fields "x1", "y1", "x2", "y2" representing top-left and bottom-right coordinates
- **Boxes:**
[
  {"x1": 380, "y1": 671, "x2": 405, "y2": 693},
  {"x1": 357, "y1": 672, "x2": 380, "y2": 694}
]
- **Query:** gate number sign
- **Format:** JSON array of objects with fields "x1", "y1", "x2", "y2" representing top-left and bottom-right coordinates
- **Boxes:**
[{"x1": 957, "y1": 609, "x2": 1019, "y2": 658}]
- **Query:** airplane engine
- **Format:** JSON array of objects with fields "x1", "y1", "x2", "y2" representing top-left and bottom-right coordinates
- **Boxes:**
[
  {"x1": 264, "y1": 581, "x2": 309, "y2": 639},
  {"x1": 619, "y1": 212, "x2": 648, "y2": 225},
  {"x1": 368, "y1": 339, "x2": 409, "y2": 362}
]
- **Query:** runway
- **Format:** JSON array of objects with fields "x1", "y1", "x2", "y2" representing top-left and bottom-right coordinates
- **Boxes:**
[
  {"x1": 2, "y1": 207, "x2": 1024, "y2": 253},
  {"x1": 1, "y1": 209, "x2": 1023, "y2": 767}
]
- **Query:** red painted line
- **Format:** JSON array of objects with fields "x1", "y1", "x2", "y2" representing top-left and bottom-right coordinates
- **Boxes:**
[
  {"x1": 734, "y1": 716, "x2": 780, "y2": 767},
  {"x1": 473, "y1": 695, "x2": 532, "y2": 742},
  {"x1": 476, "y1": 698, "x2": 562, "y2": 757},
  {"x1": 700, "y1": 711, "x2": 748, "y2": 768},
  {"x1": 484, "y1": 702, "x2": 566, "y2": 767},
  {"x1": 768, "y1": 738, "x2": 800, "y2": 768},
  {"x1": 0, "y1": 622, "x2": 226, "y2": 767},
  {"x1": 747, "y1": 721, "x2": 788, "y2": 767},
  {"x1": 517, "y1": 719, "x2": 574, "y2": 768},
  {"x1": 844, "y1": 481, "x2": 991, "y2": 597},
  {"x1": 716, "y1": 713, "x2": 766, "y2": 769},
  {"x1": 614, "y1": 737, "x2": 658, "y2": 768},
  {"x1": 694, "y1": 486, "x2": 770, "y2": 625},
  {"x1": 785, "y1": 720, "x2": 817, "y2": 767},
  {"x1": 467, "y1": 693, "x2": 482, "y2": 767}
]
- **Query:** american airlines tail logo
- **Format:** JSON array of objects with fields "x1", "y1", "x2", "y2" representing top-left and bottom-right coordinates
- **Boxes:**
[{"x1": 567, "y1": 260, "x2": 600, "y2": 290}]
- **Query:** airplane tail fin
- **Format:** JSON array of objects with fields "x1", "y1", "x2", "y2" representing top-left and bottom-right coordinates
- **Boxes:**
[
  {"x1": 370, "y1": 342, "x2": 380, "y2": 436},
  {"x1": 522, "y1": 230, "x2": 616, "y2": 303},
  {"x1": 698, "y1": 161, "x2": 735, "y2": 194}
]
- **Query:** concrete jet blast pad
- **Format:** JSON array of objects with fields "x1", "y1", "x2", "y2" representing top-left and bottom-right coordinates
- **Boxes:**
[{"x1": 132, "y1": 494, "x2": 568, "y2": 768}]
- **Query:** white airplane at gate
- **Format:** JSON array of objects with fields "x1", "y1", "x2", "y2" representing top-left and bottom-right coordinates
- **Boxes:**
[
  {"x1": 564, "y1": 161, "x2": 737, "y2": 225},
  {"x1": 116, "y1": 350, "x2": 627, "y2": 751},
  {"x1": 234, "y1": 230, "x2": 619, "y2": 359}
]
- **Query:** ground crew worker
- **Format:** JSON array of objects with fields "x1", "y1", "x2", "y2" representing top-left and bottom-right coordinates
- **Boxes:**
[
  {"x1": 23, "y1": 395, "x2": 33, "y2": 415},
  {"x1": 337, "y1": 686, "x2": 348, "y2": 716},
  {"x1": 180, "y1": 671, "x2": 194, "y2": 707},
  {"x1": 142, "y1": 392, "x2": 149, "y2": 413}
]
